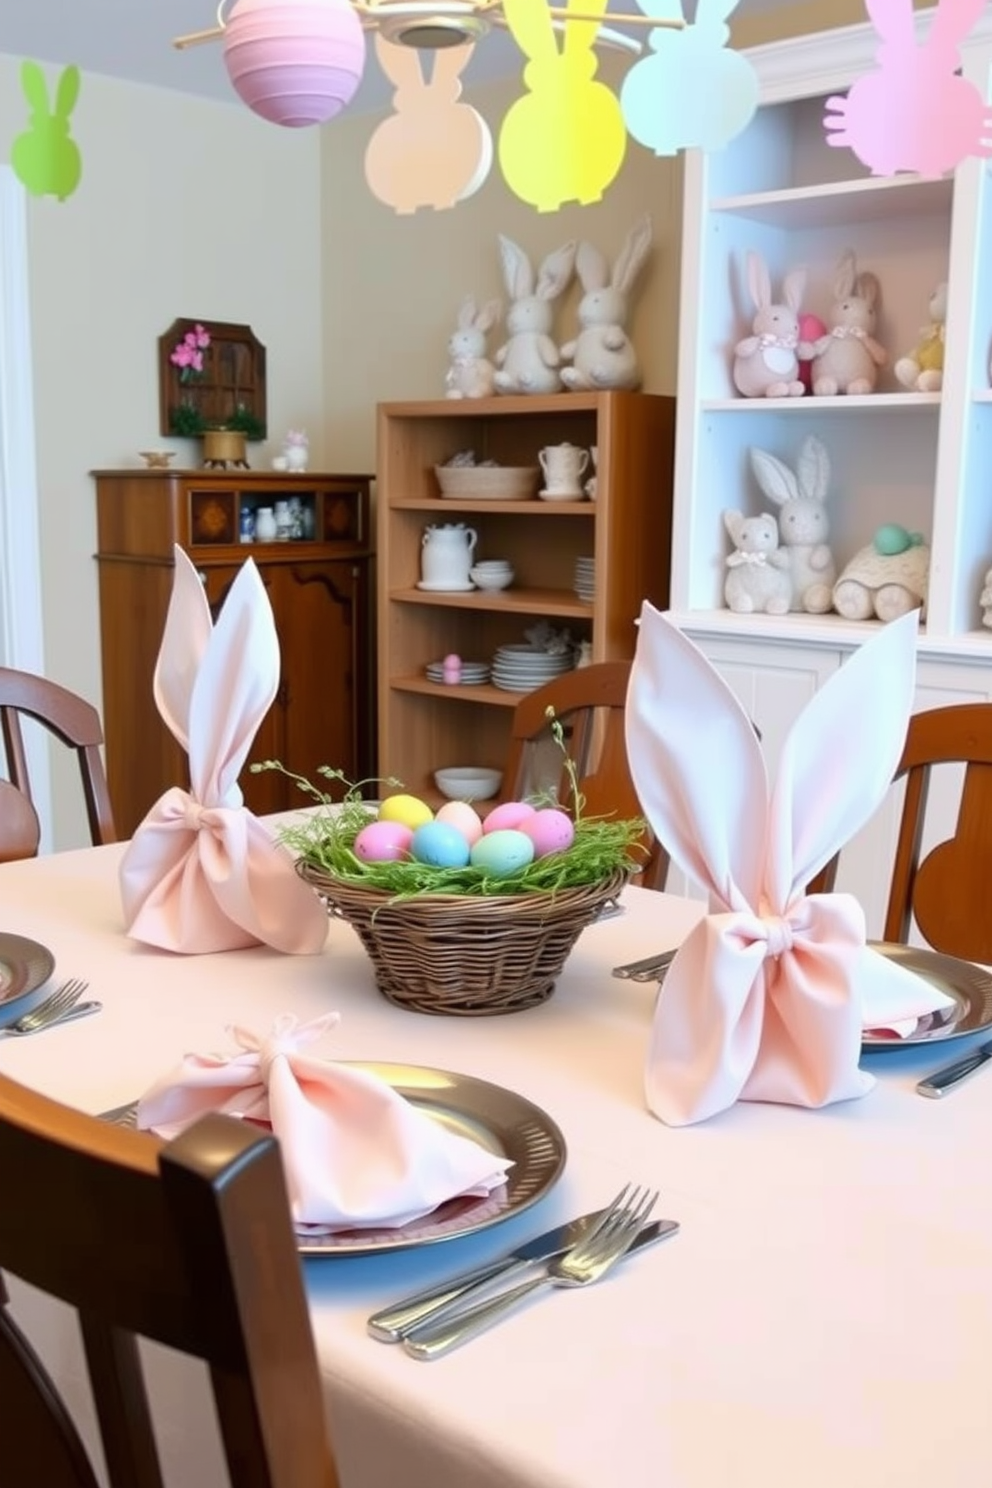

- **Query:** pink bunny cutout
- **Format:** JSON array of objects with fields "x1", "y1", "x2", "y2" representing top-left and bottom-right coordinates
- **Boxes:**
[
  {"x1": 119, "y1": 546, "x2": 328, "y2": 955},
  {"x1": 823, "y1": 0, "x2": 992, "y2": 175},
  {"x1": 625, "y1": 606, "x2": 950, "y2": 1126},
  {"x1": 364, "y1": 36, "x2": 492, "y2": 213}
]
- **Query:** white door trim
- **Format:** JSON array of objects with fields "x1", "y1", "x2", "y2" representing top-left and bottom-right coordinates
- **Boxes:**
[{"x1": 0, "y1": 165, "x2": 51, "y2": 842}]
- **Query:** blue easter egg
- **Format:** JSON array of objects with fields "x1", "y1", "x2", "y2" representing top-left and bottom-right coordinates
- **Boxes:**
[
  {"x1": 411, "y1": 820, "x2": 472, "y2": 869},
  {"x1": 470, "y1": 829, "x2": 536, "y2": 877}
]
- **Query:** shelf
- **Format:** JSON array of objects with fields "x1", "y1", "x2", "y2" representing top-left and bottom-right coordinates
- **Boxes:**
[
  {"x1": 701, "y1": 393, "x2": 942, "y2": 413},
  {"x1": 392, "y1": 499, "x2": 595, "y2": 515},
  {"x1": 391, "y1": 677, "x2": 524, "y2": 707},
  {"x1": 710, "y1": 174, "x2": 953, "y2": 230},
  {"x1": 392, "y1": 586, "x2": 592, "y2": 618}
]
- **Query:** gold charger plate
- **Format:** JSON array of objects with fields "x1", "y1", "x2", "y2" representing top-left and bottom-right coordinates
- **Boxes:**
[
  {"x1": 0, "y1": 933, "x2": 56, "y2": 1025},
  {"x1": 100, "y1": 1061, "x2": 566, "y2": 1257},
  {"x1": 862, "y1": 941, "x2": 992, "y2": 1050}
]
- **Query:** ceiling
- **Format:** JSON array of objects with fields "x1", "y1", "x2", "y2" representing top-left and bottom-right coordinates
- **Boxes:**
[{"x1": 0, "y1": 0, "x2": 800, "y2": 117}]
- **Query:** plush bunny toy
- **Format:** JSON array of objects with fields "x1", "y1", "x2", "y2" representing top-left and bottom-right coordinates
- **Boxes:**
[
  {"x1": 805, "y1": 249, "x2": 887, "y2": 395},
  {"x1": 445, "y1": 295, "x2": 502, "y2": 399},
  {"x1": 560, "y1": 216, "x2": 653, "y2": 391},
  {"x1": 749, "y1": 434, "x2": 836, "y2": 614},
  {"x1": 493, "y1": 236, "x2": 577, "y2": 394},
  {"x1": 732, "y1": 251, "x2": 806, "y2": 398},
  {"x1": 723, "y1": 511, "x2": 792, "y2": 615},
  {"x1": 895, "y1": 282, "x2": 947, "y2": 392}
]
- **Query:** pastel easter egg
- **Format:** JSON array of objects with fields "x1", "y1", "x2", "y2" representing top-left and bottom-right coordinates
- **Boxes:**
[
  {"x1": 379, "y1": 793, "x2": 434, "y2": 831},
  {"x1": 470, "y1": 828, "x2": 536, "y2": 877},
  {"x1": 873, "y1": 523, "x2": 911, "y2": 556},
  {"x1": 436, "y1": 799, "x2": 484, "y2": 845},
  {"x1": 411, "y1": 820, "x2": 472, "y2": 869},
  {"x1": 520, "y1": 807, "x2": 575, "y2": 859},
  {"x1": 353, "y1": 820, "x2": 413, "y2": 863},
  {"x1": 483, "y1": 800, "x2": 538, "y2": 834}
]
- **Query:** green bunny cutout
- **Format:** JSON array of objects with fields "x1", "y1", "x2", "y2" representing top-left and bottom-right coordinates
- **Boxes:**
[{"x1": 11, "y1": 61, "x2": 83, "y2": 201}]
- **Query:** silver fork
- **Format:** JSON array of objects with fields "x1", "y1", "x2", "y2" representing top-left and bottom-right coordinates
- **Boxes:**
[
  {"x1": 0, "y1": 979, "x2": 89, "y2": 1038},
  {"x1": 404, "y1": 1184, "x2": 659, "y2": 1360}
]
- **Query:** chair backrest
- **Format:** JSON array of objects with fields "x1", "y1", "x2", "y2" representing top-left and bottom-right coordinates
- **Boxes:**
[
  {"x1": 0, "y1": 1076, "x2": 339, "y2": 1488},
  {"x1": 879, "y1": 701, "x2": 992, "y2": 958},
  {"x1": 502, "y1": 660, "x2": 668, "y2": 890},
  {"x1": 0, "y1": 779, "x2": 41, "y2": 863},
  {"x1": 0, "y1": 666, "x2": 116, "y2": 847}
]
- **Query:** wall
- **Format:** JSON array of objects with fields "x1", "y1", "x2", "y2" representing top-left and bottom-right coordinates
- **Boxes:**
[{"x1": 0, "y1": 57, "x2": 325, "y2": 845}]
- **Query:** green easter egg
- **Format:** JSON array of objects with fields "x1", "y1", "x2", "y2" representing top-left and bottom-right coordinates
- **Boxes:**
[{"x1": 873, "y1": 524, "x2": 911, "y2": 556}]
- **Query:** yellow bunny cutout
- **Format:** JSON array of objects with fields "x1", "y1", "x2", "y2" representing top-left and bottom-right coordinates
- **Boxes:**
[{"x1": 499, "y1": 0, "x2": 627, "y2": 211}]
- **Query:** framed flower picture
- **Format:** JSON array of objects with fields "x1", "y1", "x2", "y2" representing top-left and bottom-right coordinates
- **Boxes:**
[{"x1": 158, "y1": 318, "x2": 267, "y2": 439}]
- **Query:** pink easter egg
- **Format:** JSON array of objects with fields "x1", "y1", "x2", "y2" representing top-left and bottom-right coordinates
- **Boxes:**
[
  {"x1": 353, "y1": 819, "x2": 413, "y2": 863},
  {"x1": 436, "y1": 799, "x2": 484, "y2": 845},
  {"x1": 520, "y1": 808, "x2": 575, "y2": 859},
  {"x1": 798, "y1": 313, "x2": 827, "y2": 392},
  {"x1": 483, "y1": 801, "x2": 538, "y2": 834}
]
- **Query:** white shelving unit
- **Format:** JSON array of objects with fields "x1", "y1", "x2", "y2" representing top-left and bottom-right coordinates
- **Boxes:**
[{"x1": 667, "y1": 10, "x2": 992, "y2": 932}]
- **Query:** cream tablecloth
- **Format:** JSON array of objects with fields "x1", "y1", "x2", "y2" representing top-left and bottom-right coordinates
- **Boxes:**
[{"x1": 2, "y1": 839, "x2": 991, "y2": 1488}]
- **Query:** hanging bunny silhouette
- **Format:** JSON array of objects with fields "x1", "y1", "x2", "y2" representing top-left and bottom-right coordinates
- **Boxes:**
[
  {"x1": 498, "y1": 0, "x2": 627, "y2": 212},
  {"x1": 620, "y1": 0, "x2": 758, "y2": 155},
  {"x1": 11, "y1": 61, "x2": 83, "y2": 201},
  {"x1": 823, "y1": 0, "x2": 992, "y2": 175},
  {"x1": 364, "y1": 36, "x2": 492, "y2": 213}
]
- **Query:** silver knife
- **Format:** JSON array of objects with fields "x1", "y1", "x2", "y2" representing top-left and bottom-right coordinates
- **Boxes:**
[
  {"x1": 611, "y1": 949, "x2": 677, "y2": 980},
  {"x1": 403, "y1": 1218, "x2": 678, "y2": 1360},
  {"x1": 367, "y1": 1207, "x2": 608, "y2": 1341},
  {"x1": 917, "y1": 1036, "x2": 992, "y2": 1098}
]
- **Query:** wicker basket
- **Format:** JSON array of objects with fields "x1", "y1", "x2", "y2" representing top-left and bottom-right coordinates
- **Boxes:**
[
  {"x1": 299, "y1": 863, "x2": 627, "y2": 1016},
  {"x1": 434, "y1": 465, "x2": 540, "y2": 501}
]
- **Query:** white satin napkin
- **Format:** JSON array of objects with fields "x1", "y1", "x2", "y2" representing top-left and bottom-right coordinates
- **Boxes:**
[
  {"x1": 136, "y1": 1013, "x2": 513, "y2": 1231},
  {"x1": 119, "y1": 545, "x2": 327, "y2": 955},
  {"x1": 625, "y1": 606, "x2": 953, "y2": 1126}
]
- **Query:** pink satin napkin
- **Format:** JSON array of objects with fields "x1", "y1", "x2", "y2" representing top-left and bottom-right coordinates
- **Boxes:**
[
  {"x1": 136, "y1": 1013, "x2": 513, "y2": 1231},
  {"x1": 625, "y1": 605, "x2": 953, "y2": 1126},
  {"x1": 119, "y1": 545, "x2": 327, "y2": 955}
]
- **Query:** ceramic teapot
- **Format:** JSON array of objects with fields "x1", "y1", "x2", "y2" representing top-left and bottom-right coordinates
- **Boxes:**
[
  {"x1": 538, "y1": 442, "x2": 589, "y2": 495},
  {"x1": 421, "y1": 523, "x2": 478, "y2": 589}
]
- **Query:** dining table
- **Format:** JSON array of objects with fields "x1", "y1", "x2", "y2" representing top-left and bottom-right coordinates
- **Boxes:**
[{"x1": 2, "y1": 829, "x2": 991, "y2": 1488}]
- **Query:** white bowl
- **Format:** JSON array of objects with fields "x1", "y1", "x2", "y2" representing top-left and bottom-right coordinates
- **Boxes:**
[
  {"x1": 470, "y1": 566, "x2": 514, "y2": 591},
  {"x1": 434, "y1": 767, "x2": 503, "y2": 801}
]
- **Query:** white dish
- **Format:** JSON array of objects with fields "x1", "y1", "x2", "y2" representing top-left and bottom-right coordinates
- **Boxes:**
[
  {"x1": 861, "y1": 942, "x2": 992, "y2": 1049},
  {"x1": 537, "y1": 489, "x2": 584, "y2": 502},
  {"x1": 416, "y1": 581, "x2": 476, "y2": 592},
  {"x1": 434, "y1": 766, "x2": 503, "y2": 800}
]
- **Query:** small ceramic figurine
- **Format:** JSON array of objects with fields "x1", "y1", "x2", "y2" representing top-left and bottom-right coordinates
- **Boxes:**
[
  {"x1": 445, "y1": 295, "x2": 501, "y2": 400},
  {"x1": 283, "y1": 429, "x2": 309, "y2": 472}
]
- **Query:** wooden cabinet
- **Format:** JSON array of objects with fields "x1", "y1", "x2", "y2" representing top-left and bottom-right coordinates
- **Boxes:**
[
  {"x1": 376, "y1": 392, "x2": 675, "y2": 798},
  {"x1": 93, "y1": 469, "x2": 374, "y2": 836}
]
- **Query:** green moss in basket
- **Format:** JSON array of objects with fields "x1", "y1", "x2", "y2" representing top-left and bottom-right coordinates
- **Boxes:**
[{"x1": 251, "y1": 727, "x2": 646, "y2": 898}]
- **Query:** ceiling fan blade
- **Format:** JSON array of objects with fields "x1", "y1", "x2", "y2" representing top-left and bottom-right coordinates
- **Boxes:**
[
  {"x1": 490, "y1": 8, "x2": 642, "y2": 52},
  {"x1": 172, "y1": 25, "x2": 226, "y2": 49}
]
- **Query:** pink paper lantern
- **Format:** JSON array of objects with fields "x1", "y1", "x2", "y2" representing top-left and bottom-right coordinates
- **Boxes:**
[{"x1": 223, "y1": 0, "x2": 366, "y2": 128}]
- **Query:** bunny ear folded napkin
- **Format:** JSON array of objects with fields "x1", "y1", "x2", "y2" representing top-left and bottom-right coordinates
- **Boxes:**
[
  {"x1": 119, "y1": 546, "x2": 327, "y2": 955},
  {"x1": 626, "y1": 606, "x2": 953, "y2": 1126},
  {"x1": 137, "y1": 1014, "x2": 513, "y2": 1232}
]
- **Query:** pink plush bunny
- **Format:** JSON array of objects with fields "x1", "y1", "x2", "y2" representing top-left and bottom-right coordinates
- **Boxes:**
[
  {"x1": 732, "y1": 251, "x2": 806, "y2": 399},
  {"x1": 823, "y1": 0, "x2": 992, "y2": 175}
]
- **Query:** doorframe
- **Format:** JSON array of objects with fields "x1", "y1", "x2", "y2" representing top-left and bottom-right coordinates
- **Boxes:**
[{"x1": 0, "y1": 165, "x2": 51, "y2": 843}]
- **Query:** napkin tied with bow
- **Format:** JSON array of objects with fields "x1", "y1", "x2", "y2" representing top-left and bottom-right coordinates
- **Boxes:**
[
  {"x1": 119, "y1": 546, "x2": 327, "y2": 954},
  {"x1": 626, "y1": 606, "x2": 950, "y2": 1126},
  {"x1": 137, "y1": 1014, "x2": 513, "y2": 1230}
]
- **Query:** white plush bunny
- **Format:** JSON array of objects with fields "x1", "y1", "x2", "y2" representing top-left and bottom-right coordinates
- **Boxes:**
[
  {"x1": 493, "y1": 236, "x2": 577, "y2": 394},
  {"x1": 445, "y1": 295, "x2": 501, "y2": 399},
  {"x1": 749, "y1": 435, "x2": 836, "y2": 614},
  {"x1": 732, "y1": 250, "x2": 806, "y2": 399},
  {"x1": 723, "y1": 511, "x2": 792, "y2": 615},
  {"x1": 560, "y1": 215, "x2": 652, "y2": 391}
]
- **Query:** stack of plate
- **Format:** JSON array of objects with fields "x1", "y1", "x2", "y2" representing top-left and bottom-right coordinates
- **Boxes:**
[
  {"x1": 491, "y1": 644, "x2": 574, "y2": 693},
  {"x1": 425, "y1": 659, "x2": 490, "y2": 685},
  {"x1": 574, "y1": 557, "x2": 595, "y2": 602}
]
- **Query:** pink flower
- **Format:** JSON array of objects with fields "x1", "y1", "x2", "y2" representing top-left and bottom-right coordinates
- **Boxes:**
[
  {"x1": 170, "y1": 343, "x2": 194, "y2": 368},
  {"x1": 194, "y1": 324, "x2": 211, "y2": 350}
]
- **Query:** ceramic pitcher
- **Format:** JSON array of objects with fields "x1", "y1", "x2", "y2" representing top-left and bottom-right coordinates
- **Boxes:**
[
  {"x1": 422, "y1": 523, "x2": 478, "y2": 588},
  {"x1": 539, "y1": 443, "x2": 589, "y2": 494}
]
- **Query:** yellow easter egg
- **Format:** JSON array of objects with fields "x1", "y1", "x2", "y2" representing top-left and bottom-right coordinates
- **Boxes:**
[{"x1": 379, "y1": 793, "x2": 434, "y2": 831}]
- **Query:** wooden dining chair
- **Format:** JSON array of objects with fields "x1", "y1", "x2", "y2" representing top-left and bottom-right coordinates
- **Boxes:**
[
  {"x1": 0, "y1": 1074, "x2": 339, "y2": 1488},
  {"x1": 810, "y1": 701, "x2": 992, "y2": 960},
  {"x1": 0, "y1": 779, "x2": 41, "y2": 863},
  {"x1": 502, "y1": 660, "x2": 669, "y2": 890},
  {"x1": 0, "y1": 665, "x2": 116, "y2": 848}
]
